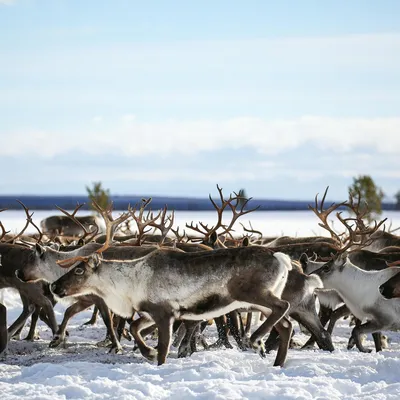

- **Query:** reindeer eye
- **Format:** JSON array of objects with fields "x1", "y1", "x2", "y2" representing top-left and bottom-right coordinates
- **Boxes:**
[
  {"x1": 75, "y1": 267, "x2": 85, "y2": 276},
  {"x1": 323, "y1": 264, "x2": 331, "y2": 272}
]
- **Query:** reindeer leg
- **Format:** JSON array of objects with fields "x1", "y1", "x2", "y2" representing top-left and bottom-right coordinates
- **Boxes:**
[
  {"x1": 264, "y1": 327, "x2": 280, "y2": 352},
  {"x1": 236, "y1": 291, "x2": 290, "y2": 361},
  {"x1": 130, "y1": 316, "x2": 157, "y2": 361},
  {"x1": 327, "y1": 305, "x2": 350, "y2": 334},
  {"x1": 0, "y1": 304, "x2": 8, "y2": 354},
  {"x1": 83, "y1": 306, "x2": 99, "y2": 326},
  {"x1": 209, "y1": 316, "x2": 233, "y2": 349},
  {"x1": 8, "y1": 299, "x2": 35, "y2": 339},
  {"x1": 23, "y1": 306, "x2": 41, "y2": 341},
  {"x1": 226, "y1": 311, "x2": 246, "y2": 350},
  {"x1": 95, "y1": 300, "x2": 123, "y2": 354},
  {"x1": 37, "y1": 297, "x2": 58, "y2": 336},
  {"x1": 292, "y1": 310, "x2": 334, "y2": 352},
  {"x1": 116, "y1": 317, "x2": 132, "y2": 342},
  {"x1": 302, "y1": 304, "x2": 333, "y2": 349},
  {"x1": 178, "y1": 320, "x2": 201, "y2": 358},
  {"x1": 348, "y1": 321, "x2": 382, "y2": 353},
  {"x1": 154, "y1": 316, "x2": 173, "y2": 366},
  {"x1": 272, "y1": 317, "x2": 293, "y2": 367},
  {"x1": 172, "y1": 321, "x2": 186, "y2": 348},
  {"x1": 244, "y1": 312, "x2": 252, "y2": 336},
  {"x1": 50, "y1": 300, "x2": 91, "y2": 348},
  {"x1": 372, "y1": 332, "x2": 383, "y2": 352}
]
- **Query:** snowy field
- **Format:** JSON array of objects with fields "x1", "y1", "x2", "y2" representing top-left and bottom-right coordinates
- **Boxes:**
[{"x1": 1, "y1": 210, "x2": 400, "y2": 399}]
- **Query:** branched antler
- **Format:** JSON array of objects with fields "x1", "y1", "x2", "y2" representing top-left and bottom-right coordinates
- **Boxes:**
[
  {"x1": 148, "y1": 205, "x2": 174, "y2": 245},
  {"x1": 186, "y1": 184, "x2": 260, "y2": 240},
  {"x1": 308, "y1": 187, "x2": 347, "y2": 243},
  {"x1": 6, "y1": 200, "x2": 37, "y2": 243},
  {"x1": 240, "y1": 221, "x2": 263, "y2": 239},
  {"x1": 171, "y1": 226, "x2": 187, "y2": 243},
  {"x1": 56, "y1": 202, "x2": 130, "y2": 268},
  {"x1": 92, "y1": 201, "x2": 130, "y2": 253},
  {"x1": 56, "y1": 203, "x2": 99, "y2": 242},
  {"x1": 0, "y1": 221, "x2": 10, "y2": 242},
  {"x1": 129, "y1": 198, "x2": 161, "y2": 245}
]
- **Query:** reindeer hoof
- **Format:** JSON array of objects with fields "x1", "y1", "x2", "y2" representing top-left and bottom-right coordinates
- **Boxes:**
[
  {"x1": 11, "y1": 333, "x2": 21, "y2": 341},
  {"x1": 109, "y1": 346, "x2": 123, "y2": 354},
  {"x1": 49, "y1": 336, "x2": 65, "y2": 348},
  {"x1": 96, "y1": 338, "x2": 112, "y2": 348}
]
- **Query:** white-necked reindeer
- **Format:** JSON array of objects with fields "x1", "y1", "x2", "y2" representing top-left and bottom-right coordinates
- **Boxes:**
[
  {"x1": 312, "y1": 252, "x2": 400, "y2": 352},
  {"x1": 306, "y1": 188, "x2": 400, "y2": 352}
]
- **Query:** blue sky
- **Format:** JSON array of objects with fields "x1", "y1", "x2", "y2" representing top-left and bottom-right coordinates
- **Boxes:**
[{"x1": 1, "y1": 0, "x2": 400, "y2": 201}]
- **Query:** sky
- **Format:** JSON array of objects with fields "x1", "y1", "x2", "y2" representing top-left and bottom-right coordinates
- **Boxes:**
[{"x1": 1, "y1": 0, "x2": 400, "y2": 201}]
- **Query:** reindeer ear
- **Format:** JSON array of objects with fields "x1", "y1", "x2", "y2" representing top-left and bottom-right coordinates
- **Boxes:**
[
  {"x1": 210, "y1": 231, "x2": 218, "y2": 245},
  {"x1": 87, "y1": 253, "x2": 101, "y2": 269},
  {"x1": 77, "y1": 238, "x2": 85, "y2": 246},
  {"x1": 35, "y1": 243, "x2": 45, "y2": 257},
  {"x1": 242, "y1": 237, "x2": 250, "y2": 247},
  {"x1": 299, "y1": 253, "x2": 308, "y2": 269}
]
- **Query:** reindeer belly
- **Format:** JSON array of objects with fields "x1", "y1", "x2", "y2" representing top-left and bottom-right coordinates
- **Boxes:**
[{"x1": 178, "y1": 297, "x2": 252, "y2": 321}]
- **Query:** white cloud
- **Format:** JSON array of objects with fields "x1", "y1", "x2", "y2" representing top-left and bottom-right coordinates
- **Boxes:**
[
  {"x1": 92, "y1": 116, "x2": 103, "y2": 123},
  {"x1": 0, "y1": 0, "x2": 15, "y2": 4},
  {"x1": 2, "y1": 115, "x2": 400, "y2": 158},
  {"x1": 122, "y1": 114, "x2": 136, "y2": 123}
]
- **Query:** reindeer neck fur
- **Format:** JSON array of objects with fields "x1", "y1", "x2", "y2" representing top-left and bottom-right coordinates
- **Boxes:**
[{"x1": 324, "y1": 259, "x2": 400, "y2": 320}]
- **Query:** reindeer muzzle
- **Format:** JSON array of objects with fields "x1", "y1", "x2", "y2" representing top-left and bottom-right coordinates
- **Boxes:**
[{"x1": 51, "y1": 283, "x2": 67, "y2": 298}]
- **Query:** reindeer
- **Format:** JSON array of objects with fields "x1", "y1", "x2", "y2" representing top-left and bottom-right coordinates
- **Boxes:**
[
  {"x1": 51, "y1": 242, "x2": 293, "y2": 366},
  {"x1": 303, "y1": 189, "x2": 398, "y2": 353},
  {"x1": 0, "y1": 205, "x2": 61, "y2": 351},
  {"x1": 40, "y1": 212, "x2": 103, "y2": 238}
]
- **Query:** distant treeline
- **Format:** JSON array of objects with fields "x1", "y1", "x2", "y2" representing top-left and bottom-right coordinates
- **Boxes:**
[{"x1": 0, "y1": 195, "x2": 397, "y2": 211}]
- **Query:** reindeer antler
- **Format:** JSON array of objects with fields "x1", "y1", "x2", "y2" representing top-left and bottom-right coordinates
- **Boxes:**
[
  {"x1": 186, "y1": 184, "x2": 260, "y2": 240},
  {"x1": 92, "y1": 201, "x2": 130, "y2": 253},
  {"x1": 129, "y1": 198, "x2": 161, "y2": 245},
  {"x1": 147, "y1": 205, "x2": 174, "y2": 245},
  {"x1": 56, "y1": 203, "x2": 99, "y2": 242},
  {"x1": 308, "y1": 187, "x2": 347, "y2": 243},
  {"x1": 56, "y1": 202, "x2": 130, "y2": 268},
  {"x1": 240, "y1": 221, "x2": 263, "y2": 239},
  {"x1": 171, "y1": 226, "x2": 187, "y2": 243},
  {"x1": 6, "y1": 200, "x2": 38, "y2": 244}
]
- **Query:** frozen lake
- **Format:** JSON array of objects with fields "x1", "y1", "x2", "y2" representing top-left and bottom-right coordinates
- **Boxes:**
[{"x1": 2, "y1": 209, "x2": 400, "y2": 239}]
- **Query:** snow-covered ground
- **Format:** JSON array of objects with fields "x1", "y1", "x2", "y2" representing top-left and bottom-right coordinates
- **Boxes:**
[{"x1": 1, "y1": 210, "x2": 400, "y2": 399}]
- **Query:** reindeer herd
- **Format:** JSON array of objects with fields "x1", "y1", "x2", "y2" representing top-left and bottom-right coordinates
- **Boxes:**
[{"x1": 1, "y1": 186, "x2": 400, "y2": 368}]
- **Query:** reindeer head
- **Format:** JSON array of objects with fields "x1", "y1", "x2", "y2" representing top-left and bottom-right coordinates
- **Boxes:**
[
  {"x1": 50, "y1": 253, "x2": 101, "y2": 298},
  {"x1": 312, "y1": 252, "x2": 348, "y2": 282},
  {"x1": 15, "y1": 243, "x2": 48, "y2": 283}
]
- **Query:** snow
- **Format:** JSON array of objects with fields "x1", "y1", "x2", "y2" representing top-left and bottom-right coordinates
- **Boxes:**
[
  {"x1": 3, "y1": 209, "x2": 400, "y2": 238},
  {"x1": 1, "y1": 211, "x2": 400, "y2": 399}
]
